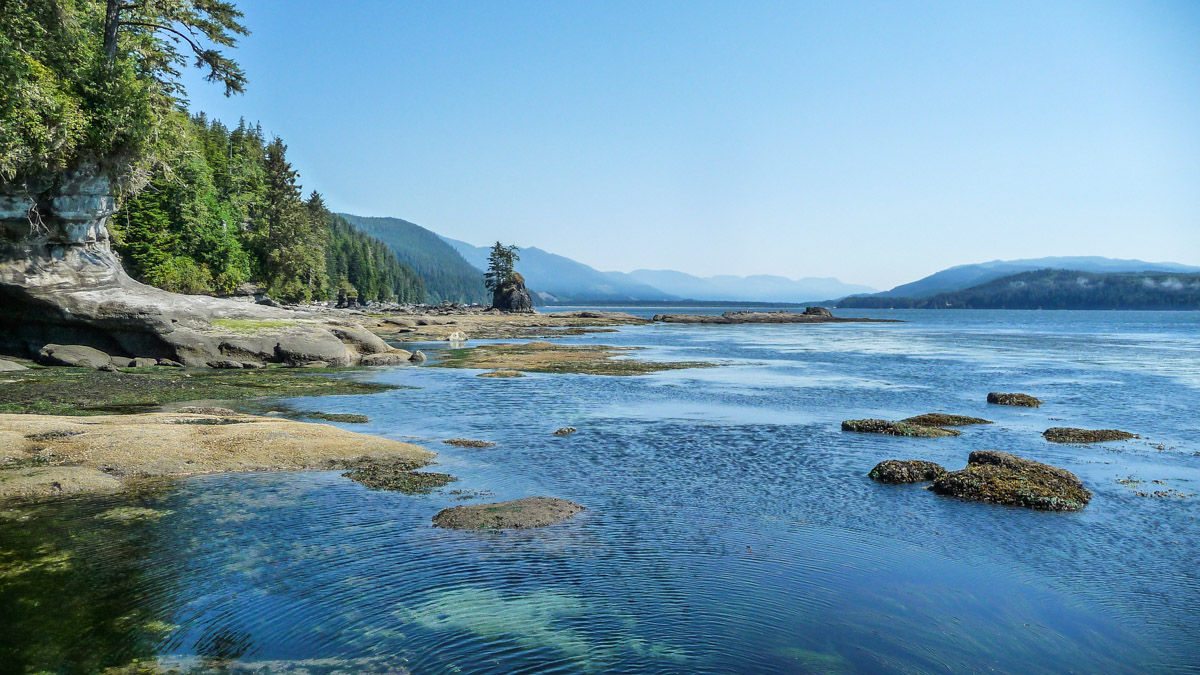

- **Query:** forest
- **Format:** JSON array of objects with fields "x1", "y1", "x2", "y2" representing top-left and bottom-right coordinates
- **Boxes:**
[
  {"x1": 838, "y1": 270, "x2": 1200, "y2": 310},
  {"x1": 2, "y1": 0, "x2": 427, "y2": 304}
]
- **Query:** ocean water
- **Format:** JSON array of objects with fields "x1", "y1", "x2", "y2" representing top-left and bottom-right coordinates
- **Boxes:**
[{"x1": 2, "y1": 310, "x2": 1198, "y2": 674}]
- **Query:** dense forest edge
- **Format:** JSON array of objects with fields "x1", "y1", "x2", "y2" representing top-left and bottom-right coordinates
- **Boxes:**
[{"x1": 837, "y1": 270, "x2": 1200, "y2": 310}]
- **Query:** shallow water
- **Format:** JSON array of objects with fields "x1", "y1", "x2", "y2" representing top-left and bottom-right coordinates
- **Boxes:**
[{"x1": 2, "y1": 309, "x2": 1199, "y2": 673}]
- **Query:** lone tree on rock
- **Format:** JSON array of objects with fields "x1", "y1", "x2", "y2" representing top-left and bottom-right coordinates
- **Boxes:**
[
  {"x1": 484, "y1": 242, "x2": 520, "y2": 293},
  {"x1": 484, "y1": 242, "x2": 531, "y2": 311}
]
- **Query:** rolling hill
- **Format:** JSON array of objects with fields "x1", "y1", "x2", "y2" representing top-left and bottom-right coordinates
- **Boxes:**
[
  {"x1": 838, "y1": 269, "x2": 1200, "y2": 310},
  {"x1": 870, "y1": 257, "x2": 1200, "y2": 299},
  {"x1": 338, "y1": 214, "x2": 488, "y2": 304}
]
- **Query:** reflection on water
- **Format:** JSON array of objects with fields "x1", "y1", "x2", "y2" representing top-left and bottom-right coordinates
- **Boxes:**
[{"x1": 2, "y1": 310, "x2": 1198, "y2": 673}]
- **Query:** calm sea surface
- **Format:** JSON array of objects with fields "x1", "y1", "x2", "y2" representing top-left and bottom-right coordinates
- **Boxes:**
[{"x1": 3, "y1": 309, "x2": 1198, "y2": 674}]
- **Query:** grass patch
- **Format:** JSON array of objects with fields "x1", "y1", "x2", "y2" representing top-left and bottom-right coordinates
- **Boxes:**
[{"x1": 0, "y1": 367, "x2": 395, "y2": 416}]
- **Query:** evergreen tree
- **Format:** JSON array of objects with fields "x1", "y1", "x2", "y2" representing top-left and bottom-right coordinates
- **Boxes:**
[{"x1": 484, "y1": 242, "x2": 520, "y2": 293}]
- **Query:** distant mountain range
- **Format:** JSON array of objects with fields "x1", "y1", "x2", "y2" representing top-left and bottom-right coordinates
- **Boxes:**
[
  {"x1": 868, "y1": 256, "x2": 1200, "y2": 300},
  {"x1": 838, "y1": 269, "x2": 1200, "y2": 310},
  {"x1": 339, "y1": 214, "x2": 1200, "y2": 308}
]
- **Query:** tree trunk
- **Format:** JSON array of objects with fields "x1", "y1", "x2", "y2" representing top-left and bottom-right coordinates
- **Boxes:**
[{"x1": 103, "y1": 0, "x2": 121, "y2": 61}]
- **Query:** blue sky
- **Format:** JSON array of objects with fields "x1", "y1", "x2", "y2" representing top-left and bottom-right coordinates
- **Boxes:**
[{"x1": 182, "y1": 0, "x2": 1200, "y2": 289}]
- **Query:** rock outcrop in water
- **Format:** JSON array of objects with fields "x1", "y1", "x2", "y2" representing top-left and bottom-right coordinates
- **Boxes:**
[
  {"x1": 652, "y1": 309, "x2": 893, "y2": 324},
  {"x1": 987, "y1": 392, "x2": 1042, "y2": 407},
  {"x1": 432, "y1": 497, "x2": 585, "y2": 530},
  {"x1": 841, "y1": 419, "x2": 961, "y2": 438},
  {"x1": 492, "y1": 272, "x2": 533, "y2": 312},
  {"x1": 0, "y1": 167, "x2": 393, "y2": 367},
  {"x1": 1043, "y1": 427, "x2": 1137, "y2": 444},
  {"x1": 930, "y1": 450, "x2": 1092, "y2": 511},
  {"x1": 868, "y1": 460, "x2": 947, "y2": 483},
  {"x1": 899, "y1": 413, "x2": 992, "y2": 427}
]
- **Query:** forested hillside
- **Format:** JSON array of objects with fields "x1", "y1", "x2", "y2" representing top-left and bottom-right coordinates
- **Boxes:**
[
  {"x1": 838, "y1": 270, "x2": 1200, "y2": 310},
  {"x1": 339, "y1": 214, "x2": 488, "y2": 304},
  {"x1": 109, "y1": 115, "x2": 424, "y2": 303}
]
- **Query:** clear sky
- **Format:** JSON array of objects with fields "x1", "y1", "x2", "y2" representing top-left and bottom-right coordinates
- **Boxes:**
[{"x1": 182, "y1": 0, "x2": 1200, "y2": 289}]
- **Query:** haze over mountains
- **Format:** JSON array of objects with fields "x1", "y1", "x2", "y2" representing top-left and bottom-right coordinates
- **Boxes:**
[{"x1": 341, "y1": 213, "x2": 1199, "y2": 307}]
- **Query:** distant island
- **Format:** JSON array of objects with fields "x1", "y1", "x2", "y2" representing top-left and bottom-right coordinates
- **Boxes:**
[{"x1": 838, "y1": 270, "x2": 1200, "y2": 310}]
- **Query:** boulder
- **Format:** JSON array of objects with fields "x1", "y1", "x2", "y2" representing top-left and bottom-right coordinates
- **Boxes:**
[
  {"x1": 360, "y1": 351, "x2": 413, "y2": 366},
  {"x1": 409, "y1": 350, "x2": 427, "y2": 363},
  {"x1": 841, "y1": 418, "x2": 961, "y2": 438},
  {"x1": 432, "y1": 497, "x2": 585, "y2": 530},
  {"x1": 327, "y1": 323, "x2": 392, "y2": 356},
  {"x1": 446, "y1": 331, "x2": 468, "y2": 342},
  {"x1": 131, "y1": 357, "x2": 158, "y2": 368},
  {"x1": 206, "y1": 359, "x2": 246, "y2": 369},
  {"x1": 491, "y1": 273, "x2": 533, "y2": 312},
  {"x1": 156, "y1": 358, "x2": 184, "y2": 367},
  {"x1": 1043, "y1": 427, "x2": 1136, "y2": 444},
  {"x1": 36, "y1": 344, "x2": 112, "y2": 368},
  {"x1": 868, "y1": 459, "x2": 947, "y2": 483},
  {"x1": 0, "y1": 358, "x2": 28, "y2": 371},
  {"x1": 930, "y1": 450, "x2": 1091, "y2": 511},
  {"x1": 274, "y1": 331, "x2": 353, "y2": 367},
  {"x1": 803, "y1": 306, "x2": 833, "y2": 317},
  {"x1": 987, "y1": 392, "x2": 1042, "y2": 407}
]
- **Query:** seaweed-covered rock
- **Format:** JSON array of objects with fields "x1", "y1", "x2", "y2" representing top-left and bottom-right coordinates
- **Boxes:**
[
  {"x1": 478, "y1": 369, "x2": 525, "y2": 378},
  {"x1": 1043, "y1": 427, "x2": 1136, "y2": 444},
  {"x1": 432, "y1": 497, "x2": 584, "y2": 530},
  {"x1": 987, "y1": 392, "x2": 1042, "y2": 407},
  {"x1": 868, "y1": 460, "x2": 947, "y2": 484},
  {"x1": 552, "y1": 427, "x2": 577, "y2": 436},
  {"x1": 930, "y1": 450, "x2": 1091, "y2": 511},
  {"x1": 444, "y1": 438, "x2": 496, "y2": 448},
  {"x1": 342, "y1": 460, "x2": 455, "y2": 494},
  {"x1": 899, "y1": 413, "x2": 992, "y2": 427},
  {"x1": 841, "y1": 419, "x2": 961, "y2": 438}
]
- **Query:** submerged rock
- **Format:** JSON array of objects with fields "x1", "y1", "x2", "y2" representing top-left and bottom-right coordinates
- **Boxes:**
[
  {"x1": 868, "y1": 459, "x2": 947, "y2": 483},
  {"x1": 841, "y1": 419, "x2": 961, "y2": 438},
  {"x1": 930, "y1": 450, "x2": 1092, "y2": 511},
  {"x1": 342, "y1": 461, "x2": 456, "y2": 494},
  {"x1": 478, "y1": 369, "x2": 525, "y2": 378},
  {"x1": 1043, "y1": 427, "x2": 1137, "y2": 444},
  {"x1": 443, "y1": 438, "x2": 496, "y2": 448},
  {"x1": 432, "y1": 497, "x2": 584, "y2": 530},
  {"x1": 899, "y1": 413, "x2": 992, "y2": 427},
  {"x1": 987, "y1": 392, "x2": 1043, "y2": 407}
]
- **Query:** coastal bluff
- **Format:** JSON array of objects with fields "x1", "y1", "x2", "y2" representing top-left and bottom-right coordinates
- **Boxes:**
[{"x1": 652, "y1": 308, "x2": 896, "y2": 324}]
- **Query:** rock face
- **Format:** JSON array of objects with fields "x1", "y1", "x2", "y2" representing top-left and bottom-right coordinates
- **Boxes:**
[
  {"x1": 868, "y1": 460, "x2": 947, "y2": 483},
  {"x1": 432, "y1": 497, "x2": 585, "y2": 530},
  {"x1": 1043, "y1": 427, "x2": 1136, "y2": 444},
  {"x1": 841, "y1": 419, "x2": 961, "y2": 438},
  {"x1": 930, "y1": 450, "x2": 1092, "y2": 511},
  {"x1": 0, "y1": 166, "x2": 384, "y2": 368},
  {"x1": 987, "y1": 392, "x2": 1042, "y2": 407},
  {"x1": 492, "y1": 273, "x2": 533, "y2": 312}
]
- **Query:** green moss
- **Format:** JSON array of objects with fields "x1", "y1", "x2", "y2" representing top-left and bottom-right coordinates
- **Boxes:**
[
  {"x1": 209, "y1": 318, "x2": 300, "y2": 332},
  {"x1": 0, "y1": 367, "x2": 395, "y2": 416}
]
